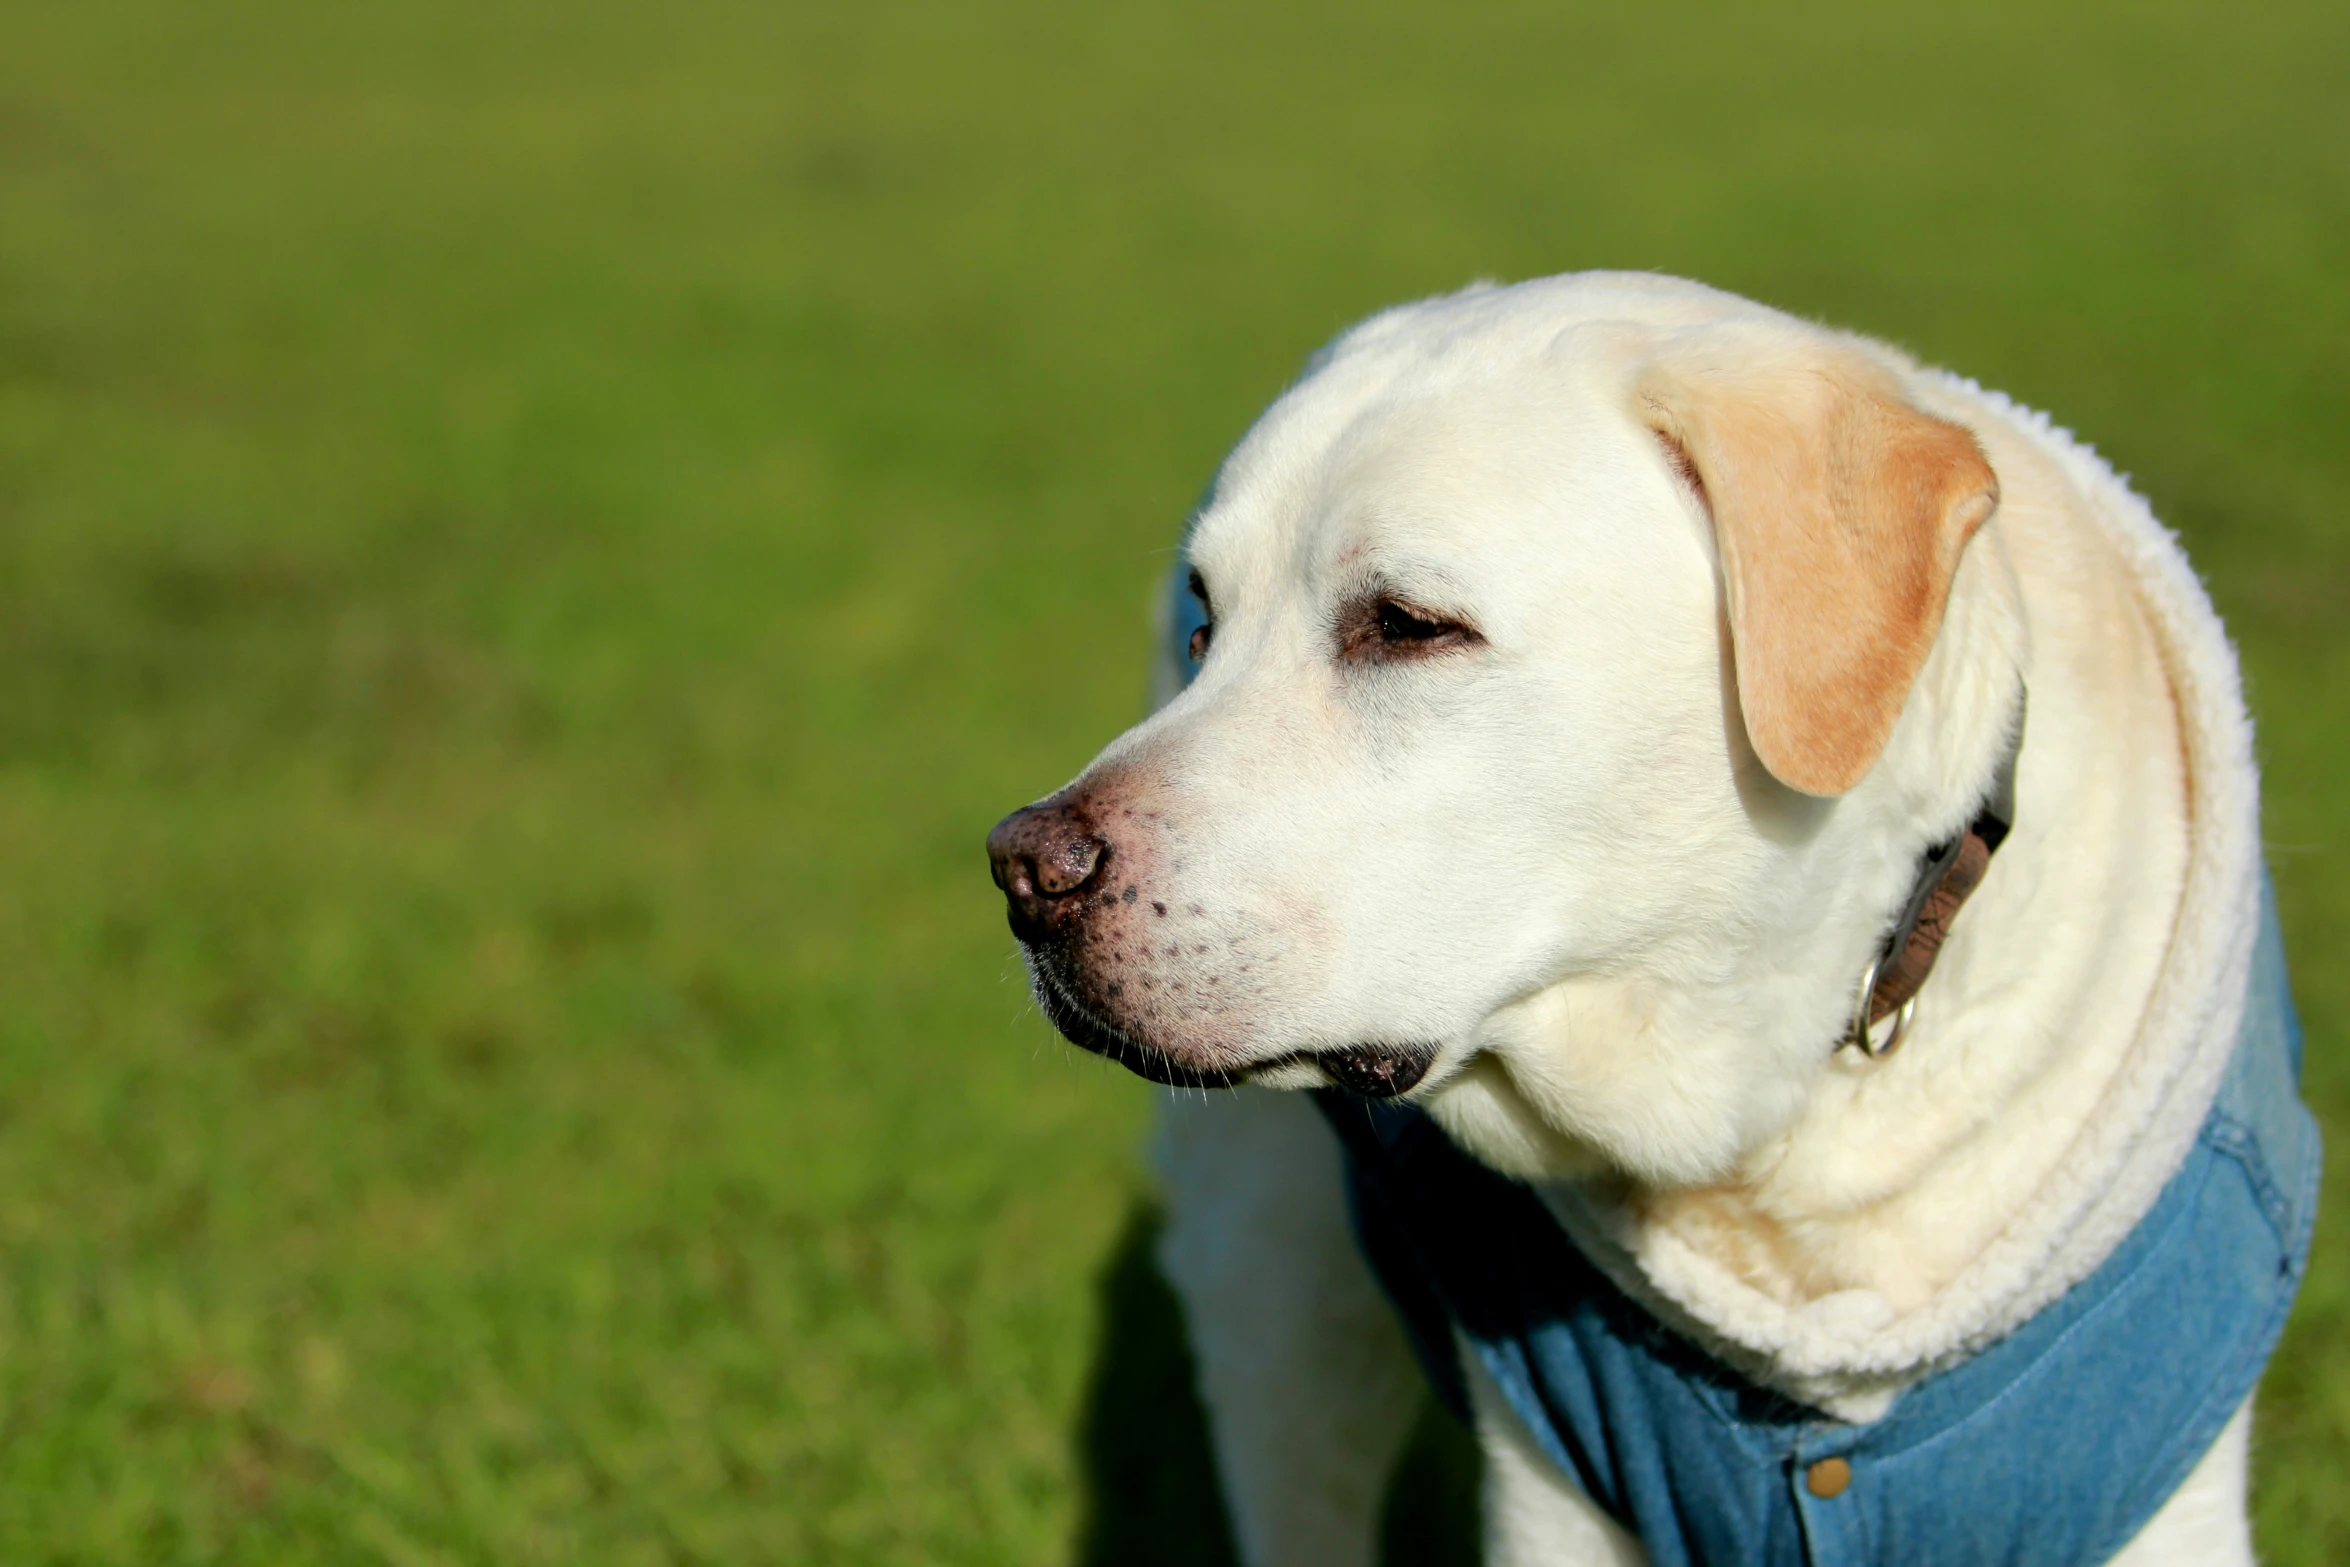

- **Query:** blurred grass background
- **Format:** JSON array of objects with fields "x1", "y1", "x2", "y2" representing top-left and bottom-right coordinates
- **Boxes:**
[{"x1": 0, "y1": 0, "x2": 2343, "y2": 1561}]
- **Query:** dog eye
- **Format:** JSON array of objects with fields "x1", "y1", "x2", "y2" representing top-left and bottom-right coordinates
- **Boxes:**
[
  {"x1": 1378, "y1": 601, "x2": 1454, "y2": 644},
  {"x1": 1187, "y1": 569, "x2": 1215, "y2": 661},
  {"x1": 1339, "y1": 593, "x2": 1480, "y2": 663}
]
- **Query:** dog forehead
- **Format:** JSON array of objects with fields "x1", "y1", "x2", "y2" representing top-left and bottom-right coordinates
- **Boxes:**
[{"x1": 1188, "y1": 332, "x2": 1683, "y2": 610}]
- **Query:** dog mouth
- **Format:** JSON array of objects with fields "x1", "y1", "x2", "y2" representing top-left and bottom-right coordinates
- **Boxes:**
[
  {"x1": 1303, "y1": 1045, "x2": 1437, "y2": 1098},
  {"x1": 1030, "y1": 963, "x2": 1242, "y2": 1088},
  {"x1": 1027, "y1": 962, "x2": 1435, "y2": 1099}
]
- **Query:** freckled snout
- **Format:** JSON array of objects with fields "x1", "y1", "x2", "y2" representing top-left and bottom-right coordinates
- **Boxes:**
[{"x1": 987, "y1": 797, "x2": 1110, "y2": 942}]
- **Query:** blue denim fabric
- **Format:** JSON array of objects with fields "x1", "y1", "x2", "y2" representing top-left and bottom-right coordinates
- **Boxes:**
[{"x1": 1313, "y1": 890, "x2": 2316, "y2": 1567}]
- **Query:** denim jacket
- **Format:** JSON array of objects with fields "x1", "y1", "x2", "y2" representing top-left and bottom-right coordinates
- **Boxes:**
[{"x1": 1314, "y1": 885, "x2": 2317, "y2": 1567}]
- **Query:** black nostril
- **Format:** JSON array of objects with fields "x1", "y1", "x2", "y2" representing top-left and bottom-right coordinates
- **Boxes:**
[
  {"x1": 986, "y1": 798, "x2": 1111, "y2": 938},
  {"x1": 1035, "y1": 834, "x2": 1102, "y2": 896}
]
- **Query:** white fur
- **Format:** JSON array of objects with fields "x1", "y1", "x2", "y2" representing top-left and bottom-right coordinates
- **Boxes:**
[
  {"x1": 1153, "y1": 1088, "x2": 1425, "y2": 1566},
  {"x1": 1462, "y1": 1348, "x2": 1648, "y2": 1567},
  {"x1": 1109, "y1": 273, "x2": 2264, "y2": 1564}
]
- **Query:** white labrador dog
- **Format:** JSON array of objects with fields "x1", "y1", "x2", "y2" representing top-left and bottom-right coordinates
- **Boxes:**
[{"x1": 986, "y1": 273, "x2": 2311, "y2": 1566}]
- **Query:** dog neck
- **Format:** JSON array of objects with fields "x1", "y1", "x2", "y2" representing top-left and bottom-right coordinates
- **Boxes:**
[
  {"x1": 1647, "y1": 387, "x2": 2196, "y2": 1319},
  {"x1": 1427, "y1": 376, "x2": 2218, "y2": 1374},
  {"x1": 1840, "y1": 707, "x2": 2022, "y2": 1061}
]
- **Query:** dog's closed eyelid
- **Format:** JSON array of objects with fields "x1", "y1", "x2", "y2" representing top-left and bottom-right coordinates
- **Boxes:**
[{"x1": 1333, "y1": 591, "x2": 1482, "y2": 663}]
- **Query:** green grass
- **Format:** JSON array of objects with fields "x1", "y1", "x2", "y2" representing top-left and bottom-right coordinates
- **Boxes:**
[{"x1": 0, "y1": 0, "x2": 2343, "y2": 1560}]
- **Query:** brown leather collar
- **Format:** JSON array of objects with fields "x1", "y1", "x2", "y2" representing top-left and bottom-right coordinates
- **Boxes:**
[{"x1": 1847, "y1": 697, "x2": 2024, "y2": 1058}]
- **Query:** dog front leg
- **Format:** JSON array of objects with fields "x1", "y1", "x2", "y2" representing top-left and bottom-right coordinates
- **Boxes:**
[
  {"x1": 1463, "y1": 1347, "x2": 1648, "y2": 1567},
  {"x1": 2102, "y1": 1396, "x2": 2253, "y2": 1566},
  {"x1": 1155, "y1": 1088, "x2": 1425, "y2": 1567}
]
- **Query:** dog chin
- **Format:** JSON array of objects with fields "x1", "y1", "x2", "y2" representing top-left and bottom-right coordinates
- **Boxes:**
[
  {"x1": 1025, "y1": 958, "x2": 1439, "y2": 1099},
  {"x1": 1025, "y1": 958, "x2": 1244, "y2": 1088}
]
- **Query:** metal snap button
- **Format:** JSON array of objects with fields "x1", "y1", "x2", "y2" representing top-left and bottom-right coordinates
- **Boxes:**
[{"x1": 1805, "y1": 1456, "x2": 1853, "y2": 1499}]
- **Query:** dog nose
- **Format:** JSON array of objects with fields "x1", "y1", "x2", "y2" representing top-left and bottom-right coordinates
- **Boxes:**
[{"x1": 988, "y1": 799, "x2": 1110, "y2": 940}]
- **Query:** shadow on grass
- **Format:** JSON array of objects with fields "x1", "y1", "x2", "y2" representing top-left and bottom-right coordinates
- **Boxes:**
[{"x1": 1074, "y1": 1203, "x2": 1481, "y2": 1567}]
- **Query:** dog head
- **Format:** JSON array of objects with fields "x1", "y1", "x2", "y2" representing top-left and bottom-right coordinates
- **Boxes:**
[{"x1": 988, "y1": 273, "x2": 2024, "y2": 1184}]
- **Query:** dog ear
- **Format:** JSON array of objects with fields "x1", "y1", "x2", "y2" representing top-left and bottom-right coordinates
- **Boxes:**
[{"x1": 1638, "y1": 333, "x2": 2000, "y2": 797}]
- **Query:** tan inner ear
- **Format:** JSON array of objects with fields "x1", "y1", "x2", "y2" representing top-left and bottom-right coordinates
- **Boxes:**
[{"x1": 1640, "y1": 347, "x2": 1999, "y2": 797}]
